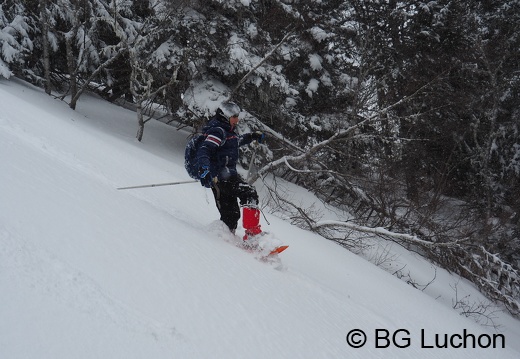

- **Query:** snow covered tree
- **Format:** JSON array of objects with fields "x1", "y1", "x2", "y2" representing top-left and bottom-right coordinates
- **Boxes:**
[
  {"x1": 343, "y1": 0, "x2": 520, "y2": 315},
  {"x1": 0, "y1": 1, "x2": 36, "y2": 80},
  {"x1": 457, "y1": 0, "x2": 520, "y2": 264},
  {"x1": 124, "y1": 0, "x2": 187, "y2": 141}
]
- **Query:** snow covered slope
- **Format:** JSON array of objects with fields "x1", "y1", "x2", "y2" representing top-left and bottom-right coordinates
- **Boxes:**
[{"x1": 1, "y1": 78, "x2": 519, "y2": 358}]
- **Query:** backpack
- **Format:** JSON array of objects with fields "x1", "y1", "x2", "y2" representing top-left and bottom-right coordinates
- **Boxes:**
[
  {"x1": 184, "y1": 134, "x2": 207, "y2": 179},
  {"x1": 184, "y1": 127, "x2": 226, "y2": 179}
]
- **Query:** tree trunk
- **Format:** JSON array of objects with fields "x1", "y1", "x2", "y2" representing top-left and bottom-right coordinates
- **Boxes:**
[
  {"x1": 66, "y1": 34, "x2": 78, "y2": 110},
  {"x1": 39, "y1": 1, "x2": 51, "y2": 95},
  {"x1": 136, "y1": 100, "x2": 145, "y2": 141}
]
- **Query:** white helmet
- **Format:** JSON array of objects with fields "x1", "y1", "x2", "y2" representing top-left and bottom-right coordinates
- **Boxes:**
[{"x1": 218, "y1": 101, "x2": 241, "y2": 119}]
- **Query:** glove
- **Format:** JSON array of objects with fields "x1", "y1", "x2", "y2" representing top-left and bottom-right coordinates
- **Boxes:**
[
  {"x1": 198, "y1": 166, "x2": 212, "y2": 188},
  {"x1": 251, "y1": 131, "x2": 265, "y2": 144}
]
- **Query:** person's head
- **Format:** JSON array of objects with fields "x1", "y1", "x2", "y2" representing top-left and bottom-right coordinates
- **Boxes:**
[{"x1": 216, "y1": 101, "x2": 241, "y2": 127}]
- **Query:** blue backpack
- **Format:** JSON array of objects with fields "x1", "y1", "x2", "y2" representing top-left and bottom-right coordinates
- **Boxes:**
[
  {"x1": 184, "y1": 134, "x2": 206, "y2": 179},
  {"x1": 184, "y1": 127, "x2": 226, "y2": 179}
]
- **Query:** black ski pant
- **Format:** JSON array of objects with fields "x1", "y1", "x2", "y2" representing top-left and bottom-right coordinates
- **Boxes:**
[{"x1": 211, "y1": 176, "x2": 259, "y2": 233}]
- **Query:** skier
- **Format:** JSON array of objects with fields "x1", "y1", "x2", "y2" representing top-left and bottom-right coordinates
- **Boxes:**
[{"x1": 196, "y1": 102, "x2": 265, "y2": 246}]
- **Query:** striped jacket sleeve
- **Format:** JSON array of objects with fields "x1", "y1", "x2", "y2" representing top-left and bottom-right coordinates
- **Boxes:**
[{"x1": 197, "y1": 127, "x2": 225, "y2": 170}]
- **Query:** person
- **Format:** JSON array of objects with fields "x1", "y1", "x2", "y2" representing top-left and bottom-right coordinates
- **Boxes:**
[{"x1": 196, "y1": 102, "x2": 265, "y2": 245}]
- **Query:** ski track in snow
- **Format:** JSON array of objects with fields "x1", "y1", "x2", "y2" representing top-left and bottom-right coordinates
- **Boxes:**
[
  {"x1": 0, "y1": 224, "x2": 186, "y2": 347},
  {"x1": 0, "y1": 116, "x2": 112, "y2": 188},
  {"x1": 0, "y1": 113, "x2": 200, "y2": 232}
]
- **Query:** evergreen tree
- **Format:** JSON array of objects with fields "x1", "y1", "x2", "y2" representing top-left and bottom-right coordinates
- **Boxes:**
[{"x1": 0, "y1": 1, "x2": 37, "y2": 79}]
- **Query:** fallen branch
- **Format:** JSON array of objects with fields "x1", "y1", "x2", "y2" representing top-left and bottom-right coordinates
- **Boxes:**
[{"x1": 312, "y1": 220, "x2": 461, "y2": 248}]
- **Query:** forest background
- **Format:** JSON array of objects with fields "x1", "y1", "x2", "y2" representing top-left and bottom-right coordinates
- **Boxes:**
[{"x1": 1, "y1": 0, "x2": 519, "y2": 316}]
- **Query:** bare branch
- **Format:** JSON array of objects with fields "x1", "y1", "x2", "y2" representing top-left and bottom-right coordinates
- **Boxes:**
[
  {"x1": 69, "y1": 47, "x2": 127, "y2": 108},
  {"x1": 250, "y1": 72, "x2": 445, "y2": 183}
]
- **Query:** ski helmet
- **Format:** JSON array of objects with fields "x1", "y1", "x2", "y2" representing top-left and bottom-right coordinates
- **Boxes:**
[{"x1": 218, "y1": 101, "x2": 241, "y2": 119}]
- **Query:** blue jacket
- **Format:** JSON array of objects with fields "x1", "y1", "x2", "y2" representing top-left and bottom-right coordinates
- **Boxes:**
[{"x1": 197, "y1": 114, "x2": 254, "y2": 181}]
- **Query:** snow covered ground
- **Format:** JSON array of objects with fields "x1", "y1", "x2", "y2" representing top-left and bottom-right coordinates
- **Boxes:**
[{"x1": 1, "y1": 78, "x2": 519, "y2": 358}]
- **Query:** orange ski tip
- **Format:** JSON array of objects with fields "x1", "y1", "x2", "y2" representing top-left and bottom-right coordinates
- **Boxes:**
[{"x1": 269, "y1": 245, "x2": 289, "y2": 255}]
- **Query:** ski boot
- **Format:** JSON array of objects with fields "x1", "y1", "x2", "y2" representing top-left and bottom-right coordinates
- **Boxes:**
[{"x1": 242, "y1": 206, "x2": 262, "y2": 249}]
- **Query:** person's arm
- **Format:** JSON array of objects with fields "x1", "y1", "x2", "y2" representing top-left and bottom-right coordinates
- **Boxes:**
[
  {"x1": 239, "y1": 131, "x2": 264, "y2": 146},
  {"x1": 197, "y1": 127, "x2": 225, "y2": 177}
]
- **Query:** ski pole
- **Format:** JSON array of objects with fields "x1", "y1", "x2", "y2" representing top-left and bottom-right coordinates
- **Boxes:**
[{"x1": 117, "y1": 179, "x2": 198, "y2": 190}]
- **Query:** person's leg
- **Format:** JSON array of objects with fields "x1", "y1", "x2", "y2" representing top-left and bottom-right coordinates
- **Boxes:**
[
  {"x1": 211, "y1": 181, "x2": 240, "y2": 233},
  {"x1": 234, "y1": 180, "x2": 262, "y2": 239}
]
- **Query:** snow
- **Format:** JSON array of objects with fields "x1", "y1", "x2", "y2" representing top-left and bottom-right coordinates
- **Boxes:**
[
  {"x1": 246, "y1": 22, "x2": 258, "y2": 38},
  {"x1": 185, "y1": 79, "x2": 231, "y2": 117},
  {"x1": 309, "y1": 53, "x2": 323, "y2": 71},
  {"x1": 1, "y1": 77, "x2": 520, "y2": 358},
  {"x1": 309, "y1": 26, "x2": 329, "y2": 43},
  {"x1": 0, "y1": 58, "x2": 13, "y2": 79},
  {"x1": 151, "y1": 41, "x2": 174, "y2": 64},
  {"x1": 306, "y1": 78, "x2": 319, "y2": 97}
]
